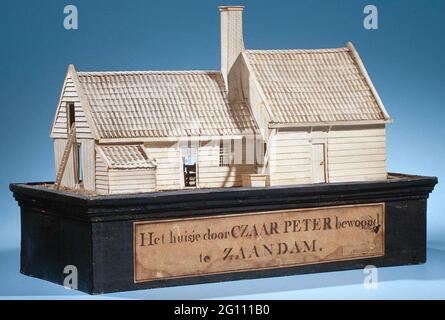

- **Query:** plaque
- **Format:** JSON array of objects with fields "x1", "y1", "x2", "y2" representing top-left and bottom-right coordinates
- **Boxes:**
[{"x1": 134, "y1": 203, "x2": 385, "y2": 283}]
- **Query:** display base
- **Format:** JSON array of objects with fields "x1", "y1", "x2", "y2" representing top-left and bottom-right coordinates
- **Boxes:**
[{"x1": 10, "y1": 173, "x2": 437, "y2": 294}]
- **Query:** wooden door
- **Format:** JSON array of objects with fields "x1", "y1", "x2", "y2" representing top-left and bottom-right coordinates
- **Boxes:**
[{"x1": 311, "y1": 143, "x2": 326, "y2": 183}]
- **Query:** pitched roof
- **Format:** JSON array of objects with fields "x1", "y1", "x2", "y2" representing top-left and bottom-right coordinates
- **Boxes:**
[
  {"x1": 75, "y1": 71, "x2": 258, "y2": 140},
  {"x1": 243, "y1": 44, "x2": 390, "y2": 125},
  {"x1": 96, "y1": 145, "x2": 156, "y2": 169}
]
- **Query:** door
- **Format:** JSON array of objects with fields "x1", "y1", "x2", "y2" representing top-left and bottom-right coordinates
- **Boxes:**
[{"x1": 311, "y1": 143, "x2": 326, "y2": 183}]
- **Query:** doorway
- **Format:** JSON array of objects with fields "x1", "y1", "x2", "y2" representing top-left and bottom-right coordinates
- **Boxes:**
[
  {"x1": 180, "y1": 143, "x2": 198, "y2": 187},
  {"x1": 311, "y1": 143, "x2": 326, "y2": 183}
]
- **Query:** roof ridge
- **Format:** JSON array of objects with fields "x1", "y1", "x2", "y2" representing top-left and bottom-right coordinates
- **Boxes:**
[
  {"x1": 77, "y1": 70, "x2": 222, "y2": 76},
  {"x1": 244, "y1": 47, "x2": 348, "y2": 54}
]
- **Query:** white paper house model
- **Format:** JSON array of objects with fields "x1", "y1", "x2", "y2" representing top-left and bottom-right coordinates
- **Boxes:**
[{"x1": 50, "y1": 6, "x2": 392, "y2": 195}]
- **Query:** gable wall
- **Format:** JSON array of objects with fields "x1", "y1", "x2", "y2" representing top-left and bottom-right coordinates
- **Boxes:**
[
  {"x1": 51, "y1": 75, "x2": 93, "y2": 140},
  {"x1": 52, "y1": 74, "x2": 97, "y2": 191}
]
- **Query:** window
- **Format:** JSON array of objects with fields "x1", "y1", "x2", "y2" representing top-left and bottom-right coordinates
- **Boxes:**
[
  {"x1": 68, "y1": 103, "x2": 75, "y2": 131},
  {"x1": 219, "y1": 140, "x2": 231, "y2": 167}
]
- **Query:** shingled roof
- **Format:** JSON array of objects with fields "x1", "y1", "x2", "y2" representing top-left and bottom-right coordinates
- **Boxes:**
[
  {"x1": 51, "y1": 42, "x2": 390, "y2": 143},
  {"x1": 96, "y1": 145, "x2": 156, "y2": 169},
  {"x1": 243, "y1": 43, "x2": 391, "y2": 125},
  {"x1": 75, "y1": 70, "x2": 258, "y2": 140}
]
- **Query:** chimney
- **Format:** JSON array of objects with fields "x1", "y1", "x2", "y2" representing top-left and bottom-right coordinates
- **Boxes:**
[{"x1": 219, "y1": 6, "x2": 244, "y2": 88}]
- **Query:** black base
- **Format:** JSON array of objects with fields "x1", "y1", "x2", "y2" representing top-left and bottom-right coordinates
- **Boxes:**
[{"x1": 10, "y1": 173, "x2": 437, "y2": 294}]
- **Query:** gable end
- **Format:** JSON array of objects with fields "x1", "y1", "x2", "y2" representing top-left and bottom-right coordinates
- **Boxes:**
[{"x1": 50, "y1": 66, "x2": 94, "y2": 140}]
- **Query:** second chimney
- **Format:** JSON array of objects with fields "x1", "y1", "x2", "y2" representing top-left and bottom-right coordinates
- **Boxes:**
[{"x1": 219, "y1": 6, "x2": 244, "y2": 88}]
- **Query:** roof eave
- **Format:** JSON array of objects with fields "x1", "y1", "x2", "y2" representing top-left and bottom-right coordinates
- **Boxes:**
[
  {"x1": 269, "y1": 119, "x2": 393, "y2": 129},
  {"x1": 98, "y1": 134, "x2": 253, "y2": 144}
]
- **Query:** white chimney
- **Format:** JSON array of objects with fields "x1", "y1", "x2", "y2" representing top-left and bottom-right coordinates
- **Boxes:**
[{"x1": 219, "y1": 6, "x2": 245, "y2": 88}]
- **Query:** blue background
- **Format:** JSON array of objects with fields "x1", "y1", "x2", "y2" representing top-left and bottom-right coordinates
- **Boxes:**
[{"x1": 0, "y1": 0, "x2": 444, "y2": 299}]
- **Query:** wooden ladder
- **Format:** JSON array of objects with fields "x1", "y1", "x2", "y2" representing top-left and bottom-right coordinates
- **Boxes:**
[{"x1": 54, "y1": 123, "x2": 77, "y2": 190}]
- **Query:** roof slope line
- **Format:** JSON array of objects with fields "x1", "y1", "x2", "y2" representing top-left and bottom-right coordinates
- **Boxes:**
[
  {"x1": 346, "y1": 42, "x2": 392, "y2": 122},
  {"x1": 245, "y1": 47, "x2": 349, "y2": 54}
]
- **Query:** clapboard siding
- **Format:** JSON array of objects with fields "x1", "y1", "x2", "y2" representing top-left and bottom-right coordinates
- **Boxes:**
[
  {"x1": 328, "y1": 142, "x2": 386, "y2": 151},
  {"x1": 198, "y1": 141, "x2": 256, "y2": 188},
  {"x1": 329, "y1": 148, "x2": 386, "y2": 157},
  {"x1": 144, "y1": 142, "x2": 181, "y2": 191},
  {"x1": 108, "y1": 169, "x2": 156, "y2": 194},
  {"x1": 79, "y1": 139, "x2": 95, "y2": 191},
  {"x1": 269, "y1": 131, "x2": 312, "y2": 186},
  {"x1": 51, "y1": 75, "x2": 93, "y2": 139},
  {"x1": 95, "y1": 150, "x2": 109, "y2": 194},
  {"x1": 268, "y1": 125, "x2": 387, "y2": 186},
  {"x1": 327, "y1": 126, "x2": 387, "y2": 183},
  {"x1": 329, "y1": 154, "x2": 386, "y2": 164},
  {"x1": 53, "y1": 138, "x2": 76, "y2": 188}
]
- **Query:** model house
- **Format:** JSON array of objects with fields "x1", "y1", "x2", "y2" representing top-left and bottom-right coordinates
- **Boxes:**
[{"x1": 50, "y1": 6, "x2": 392, "y2": 195}]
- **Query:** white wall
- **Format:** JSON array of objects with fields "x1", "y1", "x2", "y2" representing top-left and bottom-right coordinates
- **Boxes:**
[
  {"x1": 143, "y1": 140, "x2": 257, "y2": 190},
  {"x1": 269, "y1": 125, "x2": 387, "y2": 186},
  {"x1": 53, "y1": 138, "x2": 76, "y2": 188},
  {"x1": 108, "y1": 169, "x2": 156, "y2": 194},
  {"x1": 327, "y1": 125, "x2": 387, "y2": 182},
  {"x1": 54, "y1": 138, "x2": 96, "y2": 190},
  {"x1": 198, "y1": 140, "x2": 256, "y2": 188},
  {"x1": 269, "y1": 131, "x2": 312, "y2": 186},
  {"x1": 95, "y1": 150, "x2": 109, "y2": 194},
  {"x1": 144, "y1": 142, "x2": 181, "y2": 191},
  {"x1": 79, "y1": 139, "x2": 95, "y2": 191}
]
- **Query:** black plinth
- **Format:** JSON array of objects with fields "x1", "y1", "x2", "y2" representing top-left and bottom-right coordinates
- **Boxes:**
[{"x1": 9, "y1": 173, "x2": 437, "y2": 294}]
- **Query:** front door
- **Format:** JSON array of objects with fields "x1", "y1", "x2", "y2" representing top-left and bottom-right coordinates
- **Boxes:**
[{"x1": 311, "y1": 143, "x2": 326, "y2": 183}]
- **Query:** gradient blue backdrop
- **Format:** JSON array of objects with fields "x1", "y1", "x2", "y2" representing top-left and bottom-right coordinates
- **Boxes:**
[{"x1": 0, "y1": 0, "x2": 444, "y2": 299}]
